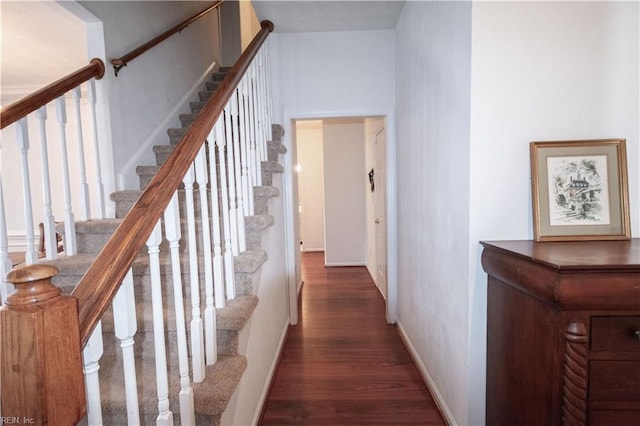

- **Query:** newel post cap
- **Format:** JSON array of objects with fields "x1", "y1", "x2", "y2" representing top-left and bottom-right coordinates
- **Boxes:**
[{"x1": 5, "y1": 264, "x2": 61, "y2": 307}]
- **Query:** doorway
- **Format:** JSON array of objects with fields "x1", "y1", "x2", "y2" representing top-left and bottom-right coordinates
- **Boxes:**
[{"x1": 293, "y1": 116, "x2": 387, "y2": 293}]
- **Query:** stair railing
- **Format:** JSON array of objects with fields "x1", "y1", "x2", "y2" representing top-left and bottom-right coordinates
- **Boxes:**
[
  {"x1": 110, "y1": 0, "x2": 223, "y2": 76},
  {"x1": 1, "y1": 20, "x2": 275, "y2": 424},
  {"x1": 0, "y1": 58, "x2": 106, "y2": 302}
]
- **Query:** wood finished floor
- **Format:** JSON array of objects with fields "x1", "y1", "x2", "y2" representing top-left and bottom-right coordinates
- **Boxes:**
[{"x1": 259, "y1": 252, "x2": 446, "y2": 425}]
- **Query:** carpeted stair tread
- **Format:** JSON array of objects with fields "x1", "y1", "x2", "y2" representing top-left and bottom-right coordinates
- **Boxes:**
[
  {"x1": 205, "y1": 80, "x2": 219, "y2": 91},
  {"x1": 234, "y1": 249, "x2": 267, "y2": 274},
  {"x1": 180, "y1": 113, "x2": 198, "y2": 128},
  {"x1": 190, "y1": 100, "x2": 208, "y2": 114},
  {"x1": 97, "y1": 353, "x2": 246, "y2": 425},
  {"x1": 153, "y1": 144, "x2": 176, "y2": 155},
  {"x1": 212, "y1": 72, "x2": 226, "y2": 81},
  {"x1": 245, "y1": 214, "x2": 274, "y2": 231},
  {"x1": 137, "y1": 165, "x2": 161, "y2": 175},
  {"x1": 199, "y1": 90, "x2": 215, "y2": 102},
  {"x1": 268, "y1": 140, "x2": 287, "y2": 155},
  {"x1": 262, "y1": 160, "x2": 284, "y2": 174},
  {"x1": 167, "y1": 127, "x2": 188, "y2": 145},
  {"x1": 193, "y1": 355, "x2": 247, "y2": 420},
  {"x1": 110, "y1": 189, "x2": 143, "y2": 203},
  {"x1": 271, "y1": 123, "x2": 285, "y2": 140},
  {"x1": 216, "y1": 295, "x2": 258, "y2": 331},
  {"x1": 254, "y1": 185, "x2": 279, "y2": 199}
]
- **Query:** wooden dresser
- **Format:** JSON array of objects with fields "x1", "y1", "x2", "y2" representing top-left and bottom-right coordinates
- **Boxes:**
[{"x1": 480, "y1": 240, "x2": 640, "y2": 426}]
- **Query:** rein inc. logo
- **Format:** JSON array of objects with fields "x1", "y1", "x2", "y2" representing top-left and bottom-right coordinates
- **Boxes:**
[{"x1": 0, "y1": 418, "x2": 35, "y2": 424}]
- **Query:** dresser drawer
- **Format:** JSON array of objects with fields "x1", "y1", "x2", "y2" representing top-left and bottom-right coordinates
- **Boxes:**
[
  {"x1": 591, "y1": 316, "x2": 640, "y2": 352},
  {"x1": 589, "y1": 361, "x2": 640, "y2": 401}
]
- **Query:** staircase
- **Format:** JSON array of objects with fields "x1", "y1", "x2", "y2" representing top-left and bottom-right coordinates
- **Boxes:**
[{"x1": 42, "y1": 67, "x2": 286, "y2": 424}]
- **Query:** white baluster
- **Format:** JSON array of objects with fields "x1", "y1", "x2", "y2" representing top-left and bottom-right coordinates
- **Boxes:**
[
  {"x1": 15, "y1": 118, "x2": 37, "y2": 264},
  {"x1": 182, "y1": 164, "x2": 205, "y2": 381},
  {"x1": 83, "y1": 321, "x2": 104, "y2": 426},
  {"x1": 72, "y1": 87, "x2": 91, "y2": 219},
  {"x1": 112, "y1": 269, "x2": 140, "y2": 425},
  {"x1": 223, "y1": 101, "x2": 239, "y2": 256},
  {"x1": 265, "y1": 41, "x2": 274, "y2": 127},
  {"x1": 0, "y1": 151, "x2": 12, "y2": 304},
  {"x1": 88, "y1": 80, "x2": 106, "y2": 219},
  {"x1": 35, "y1": 107, "x2": 57, "y2": 260},
  {"x1": 146, "y1": 221, "x2": 174, "y2": 425},
  {"x1": 55, "y1": 96, "x2": 77, "y2": 255},
  {"x1": 207, "y1": 128, "x2": 226, "y2": 310},
  {"x1": 256, "y1": 52, "x2": 267, "y2": 164},
  {"x1": 195, "y1": 145, "x2": 217, "y2": 365},
  {"x1": 238, "y1": 77, "x2": 254, "y2": 216},
  {"x1": 230, "y1": 92, "x2": 246, "y2": 252},
  {"x1": 215, "y1": 121, "x2": 236, "y2": 301},
  {"x1": 246, "y1": 69, "x2": 260, "y2": 187},
  {"x1": 259, "y1": 50, "x2": 270, "y2": 162},
  {"x1": 164, "y1": 193, "x2": 195, "y2": 424}
]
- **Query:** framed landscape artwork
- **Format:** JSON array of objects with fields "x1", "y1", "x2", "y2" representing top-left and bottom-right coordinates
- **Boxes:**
[{"x1": 530, "y1": 138, "x2": 630, "y2": 242}]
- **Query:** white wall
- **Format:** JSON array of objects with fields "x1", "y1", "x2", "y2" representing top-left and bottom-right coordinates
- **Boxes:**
[
  {"x1": 322, "y1": 119, "x2": 366, "y2": 265},
  {"x1": 77, "y1": 1, "x2": 221, "y2": 189},
  {"x1": 468, "y1": 2, "x2": 639, "y2": 424},
  {"x1": 221, "y1": 169, "x2": 290, "y2": 425},
  {"x1": 395, "y1": 2, "x2": 472, "y2": 424},
  {"x1": 296, "y1": 121, "x2": 325, "y2": 252},
  {"x1": 271, "y1": 30, "x2": 396, "y2": 120}
]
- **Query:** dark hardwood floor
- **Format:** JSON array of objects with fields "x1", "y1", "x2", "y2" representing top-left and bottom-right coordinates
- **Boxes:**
[{"x1": 259, "y1": 251, "x2": 446, "y2": 425}]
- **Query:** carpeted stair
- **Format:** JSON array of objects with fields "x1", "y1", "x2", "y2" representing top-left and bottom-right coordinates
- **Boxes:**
[{"x1": 44, "y1": 67, "x2": 286, "y2": 425}]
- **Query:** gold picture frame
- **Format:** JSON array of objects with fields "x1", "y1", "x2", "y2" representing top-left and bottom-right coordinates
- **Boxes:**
[{"x1": 530, "y1": 138, "x2": 630, "y2": 242}]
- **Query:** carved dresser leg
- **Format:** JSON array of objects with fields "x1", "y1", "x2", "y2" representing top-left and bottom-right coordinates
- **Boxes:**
[{"x1": 562, "y1": 320, "x2": 588, "y2": 426}]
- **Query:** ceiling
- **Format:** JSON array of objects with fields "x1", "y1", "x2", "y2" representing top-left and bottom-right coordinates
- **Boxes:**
[
  {"x1": 1, "y1": 1, "x2": 87, "y2": 103},
  {"x1": 252, "y1": 1, "x2": 405, "y2": 33}
]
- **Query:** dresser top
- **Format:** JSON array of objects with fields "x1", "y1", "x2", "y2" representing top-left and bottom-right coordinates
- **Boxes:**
[{"x1": 480, "y1": 239, "x2": 640, "y2": 272}]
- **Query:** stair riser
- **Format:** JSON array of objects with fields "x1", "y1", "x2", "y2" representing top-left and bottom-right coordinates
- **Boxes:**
[
  {"x1": 154, "y1": 147, "x2": 213, "y2": 168},
  {"x1": 199, "y1": 90, "x2": 214, "y2": 102},
  {"x1": 246, "y1": 230, "x2": 264, "y2": 251},
  {"x1": 100, "y1": 319, "x2": 241, "y2": 360},
  {"x1": 167, "y1": 128, "x2": 187, "y2": 145},
  {"x1": 190, "y1": 101, "x2": 207, "y2": 114},
  {"x1": 180, "y1": 114, "x2": 197, "y2": 128}
]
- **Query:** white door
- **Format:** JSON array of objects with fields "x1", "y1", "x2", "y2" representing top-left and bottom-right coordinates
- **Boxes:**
[{"x1": 374, "y1": 126, "x2": 387, "y2": 299}]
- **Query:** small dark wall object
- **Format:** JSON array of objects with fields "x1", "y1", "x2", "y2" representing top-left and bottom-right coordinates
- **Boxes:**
[{"x1": 368, "y1": 168, "x2": 375, "y2": 192}]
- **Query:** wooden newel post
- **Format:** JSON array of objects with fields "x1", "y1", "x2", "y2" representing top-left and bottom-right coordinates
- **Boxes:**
[{"x1": 1, "y1": 264, "x2": 86, "y2": 424}]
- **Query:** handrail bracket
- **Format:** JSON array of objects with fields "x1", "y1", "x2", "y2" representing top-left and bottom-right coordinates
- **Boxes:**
[{"x1": 113, "y1": 62, "x2": 127, "y2": 77}]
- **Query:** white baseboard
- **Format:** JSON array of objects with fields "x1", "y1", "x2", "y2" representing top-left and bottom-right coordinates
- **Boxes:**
[
  {"x1": 397, "y1": 322, "x2": 458, "y2": 426},
  {"x1": 7, "y1": 231, "x2": 38, "y2": 253},
  {"x1": 301, "y1": 248, "x2": 324, "y2": 252},
  {"x1": 250, "y1": 321, "x2": 289, "y2": 425},
  {"x1": 116, "y1": 61, "x2": 220, "y2": 189},
  {"x1": 324, "y1": 261, "x2": 367, "y2": 267}
]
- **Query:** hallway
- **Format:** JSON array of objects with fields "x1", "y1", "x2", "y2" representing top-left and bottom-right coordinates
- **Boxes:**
[{"x1": 259, "y1": 252, "x2": 446, "y2": 424}]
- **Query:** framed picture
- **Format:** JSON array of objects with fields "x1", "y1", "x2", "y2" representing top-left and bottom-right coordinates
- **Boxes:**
[{"x1": 530, "y1": 138, "x2": 630, "y2": 242}]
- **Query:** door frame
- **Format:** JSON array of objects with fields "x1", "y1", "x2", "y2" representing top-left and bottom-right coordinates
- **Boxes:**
[{"x1": 282, "y1": 108, "x2": 397, "y2": 325}]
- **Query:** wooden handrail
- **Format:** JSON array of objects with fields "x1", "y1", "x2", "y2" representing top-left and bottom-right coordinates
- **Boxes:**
[
  {"x1": 0, "y1": 58, "x2": 105, "y2": 130},
  {"x1": 73, "y1": 20, "x2": 275, "y2": 346},
  {"x1": 111, "y1": 0, "x2": 224, "y2": 76}
]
